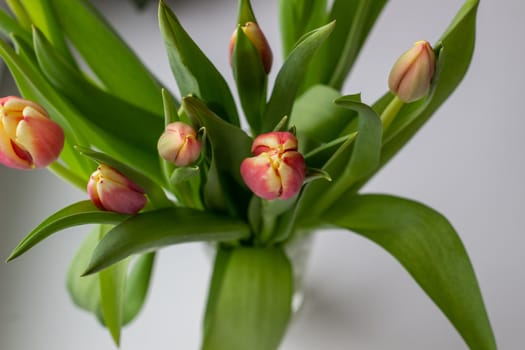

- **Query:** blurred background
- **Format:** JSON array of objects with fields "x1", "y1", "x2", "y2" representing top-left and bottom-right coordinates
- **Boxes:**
[{"x1": 0, "y1": 0, "x2": 523, "y2": 349}]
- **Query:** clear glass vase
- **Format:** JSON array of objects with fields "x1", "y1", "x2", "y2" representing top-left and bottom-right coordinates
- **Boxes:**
[{"x1": 284, "y1": 231, "x2": 315, "y2": 314}]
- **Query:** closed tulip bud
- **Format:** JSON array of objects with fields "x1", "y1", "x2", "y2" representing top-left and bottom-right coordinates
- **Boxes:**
[
  {"x1": 240, "y1": 131, "x2": 306, "y2": 200},
  {"x1": 157, "y1": 121, "x2": 201, "y2": 167},
  {"x1": 0, "y1": 96, "x2": 64, "y2": 169},
  {"x1": 229, "y1": 21, "x2": 273, "y2": 73},
  {"x1": 87, "y1": 164, "x2": 147, "y2": 214},
  {"x1": 388, "y1": 41, "x2": 436, "y2": 103}
]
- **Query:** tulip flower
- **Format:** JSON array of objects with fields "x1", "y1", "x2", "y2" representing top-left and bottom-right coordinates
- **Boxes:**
[
  {"x1": 0, "y1": 96, "x2": 64, "y2": 169},
  {"x1": 87, "y1": 164, "x2": 147, "y2": 214},
  {"x1": 157, "y1": 121, "x2": 201, "y2": 167},
  {"x1": 240, "y1": 131, "x2": 306, "y2": 200},
  {"x1": 229, "y1": 21, "x2": 273, "y2": 73},
  {"x1": 388, "y1": 41, "x2": 436, "y2": 103}
]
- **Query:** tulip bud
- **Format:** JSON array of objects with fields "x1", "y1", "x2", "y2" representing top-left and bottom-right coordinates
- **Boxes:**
[
  {"x1": 229, "y1": 21, "x2": 273, "y2": 74},
  {"x1": 0, "y1": 96, "x2": 64, "y2": 169},
  {"x1": 157, "y1": 121, "x2": 201, "y2": 167},
  {"x1": 388, "y1": 41, "x2": 436, "y2": 103},
  {"x1": 87, "y1": 164, "x2": 147, "y2": 214},
  {"x1": 240, "y1": 131, "x2": 306, "y2": 200}
]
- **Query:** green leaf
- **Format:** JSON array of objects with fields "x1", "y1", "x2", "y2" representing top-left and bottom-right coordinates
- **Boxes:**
[
  {"x1": 262, "y1": 21, "x2": 335, "y2": 132},
  {"x1": 49, "y1": 0, "x2": 163, "y2": 115},
  {"x1": 122, "y1": 253, "x2": 155, "y2": 325},
  {"x1": 231, "y1": 26, "x2": 267, "y2": 134},
  {"x1": 169, "y1": 166, "x2": 200, "y2": 186},
  {"x1": 5, "y1": 0, "x2": 31, "y2": 30},
  {"x1": 363, "y1": 0, "x2": 480, "y2": 192},
  {"x1": 323, "y1": 194, "x2": 496, "y2": 350},
  {"x1": 67, "y1": 228, "x2": 102, "y2": 313},
  {"x1": 274, "y1": 95, "x2": 381, "y2": 242},
  {"x1": 182, "y1": 96, "x2": 252, "y2": 216},
  {"x1": 278, "y1": 0, "x2": 328, "y2": 57},
  {"x1": 7, "y1": 201, "x2": 128, "y2": 262},
  {"x1": 299, "y1": 95, "x2": 382, "y2": 219},
  {"x1": 32, "y1": 28, "x2": 165, "y2": 184},
  {"x1": 290, "y1": 84, "x2": 354, "y2": 143},
  {"x1": 19, "y1": 0, "x2": 78, "y2": 67},
  {"x1": 84, "y1": 208, "x2": 251, "y2": 274},
  {"x1": 158, "y1": 0, "x2": 239, "y2": 125},
  {"x1": 162, "y1": 88, "x2": 181, "y2": 126},
  {"x1": 67, "y1": 229, "x2": 155, "y2": 329},
  {"x1": 232, "y1": 2, "x2": 268, "y2": 132},
  {"x1": 236, "y1": 0, "x2": 257, "y2": 24},
  {"x1": 202, "y1": 246, "x2": 293, "y2": 350},
  {"x1": 182, "y1": 96, "x2": 252, "y2": 186},
  {"x1": 333, "y1": 96, "x2": 382, "y2": 182},
  {"x1": 0, "y1": 36, "x2": 94, "y2": 177},
  {"x1": 99, "y1": 236, "x2": 129, "y2": 346},
  {"x1": 301, "y1": 0, "x2": 388, "y2": 91},
  {"x1": 0, "y1": 8, "x2": 32, "y2": 43}
]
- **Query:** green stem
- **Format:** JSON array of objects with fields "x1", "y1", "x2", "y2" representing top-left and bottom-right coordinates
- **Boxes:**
[
  {"x1": 258, "y1": 209, "x2": 276, "y2": 245},
  {"x1": 48, "y1": 162, "x2": 87, "y2": 191},
  {"x1": 380, "y1": 96, "x2": 404, "y2": 133},
  {"x1": 147, "y1": 185, "x2": 172, "y2": 209}
]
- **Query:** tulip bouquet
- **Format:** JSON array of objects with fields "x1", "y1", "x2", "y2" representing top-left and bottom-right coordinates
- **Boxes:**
[{"x1": 0, "y1": 0, "x2": 496, "y2": 349}]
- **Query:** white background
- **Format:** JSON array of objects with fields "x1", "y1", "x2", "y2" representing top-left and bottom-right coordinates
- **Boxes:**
[{"x1": 0, "y1": 0, "x2": 523, "y2": 349}]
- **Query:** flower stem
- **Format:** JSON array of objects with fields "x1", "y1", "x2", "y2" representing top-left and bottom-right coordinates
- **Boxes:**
[{"x1": 380, "y1": 96, "x2": 404, "y2": 133}]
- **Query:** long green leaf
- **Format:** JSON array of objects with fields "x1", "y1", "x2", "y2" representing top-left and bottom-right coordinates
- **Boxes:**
[
  {"x1": 20, "y1": 0, "x2": 77, "y2": 66},
  {"x1": 202, "y1": 246, "x2": 293, "y2": 350},
  {"x1": 333, "y1": 96, "x2": 382, "y2": 182},
  {"x1": 7, "y1": 201, "x2": 128, "y2": 261},
  {"x1": 84, "y1": 208, "x2": 251, "y2": 274},
  {"x1": 67, "y1": 228, "x2": 102, "y2": 313},
  {"x1": 0, "y1": 36, "x2": 94, "y2": 177},
  {"x1": 290, "y1": 84, "x2": 353, "y2": 144},
  {"x1": 327, "y1": 0, "x2": 388, "y2": 89},
  {"x1": 158, "y1": 0, "x2": 239, "y2": 125},
  {"x1": 0, "y1": 8, "x2": 32, "y2": 43},
  {"x1": 299, "y1": 95, "x2": 382, "y2": 218},
  {"x1": 99, "y1": 242, "x2": 129, "y2": 346},
  {"x1": 323, "y1": 194, "x2": 496, "y2": 350},
  {"x1": 279, "y1": 0, "x2": 328, "y2": 57},
  {"x1": 49, "y1": 0, "x2": 163, "y2": 114},
  {"x1": 231, "y1": 26, "x2": 267, "y2": 134},
  {"x1": 5, "y1": 0, "x2": 31, "y2": 30},
  {"x1": 262, "y1": 21, "x2": 335, "y2": 132},
  {"x1": 32, "y1": 28, "x2": 165, "y2": 184},
  {"x1": 122, "y1": 253, "x2": 155, "y2": 325},
  {"x1": 236, "y1": 0, "x2": 257, "y2": 24},
  {"x1": 67, "y1": 229, "x2": 155, "y2": 328},
  {"x1": 301, "y1": 0, "x2": 388, "y2": 91}
]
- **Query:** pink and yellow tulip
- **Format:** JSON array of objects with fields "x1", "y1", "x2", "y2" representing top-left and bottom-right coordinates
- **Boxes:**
[
  {"x1": 157, "y1": 121, "x2": 201, "y2": 167},
  {"x1": 388, "y1": 41, "x2": 436, "y2": 103},
  {"x1": 241, "y1": 131, "x2": 306, "y2": 200},
  {"x1": 0, "y1": 96, "x2": 64, "y2": 169},
  {"x1": 87, "y1": 164, "x2": 147, "y2": 214}
]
